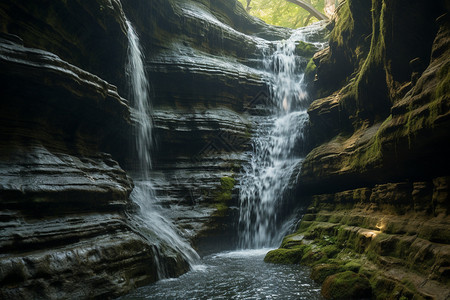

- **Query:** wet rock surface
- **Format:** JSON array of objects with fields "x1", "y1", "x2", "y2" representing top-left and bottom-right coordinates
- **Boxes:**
[
  {"x1": 0, "y1": 0, "x2": 293, "y2": 297},
  {"x1": 121, "y1": 0, "x2": 293, "y2": 253},
  {"x1": 0, "y1": 0, "x2": 129, "y2": 93},
  {"x1": 269, "y1": 1, "x2": 450, "y2": 299},
  {"x1": 0, "y1": 34, "x2": 172, "y2": 298}
]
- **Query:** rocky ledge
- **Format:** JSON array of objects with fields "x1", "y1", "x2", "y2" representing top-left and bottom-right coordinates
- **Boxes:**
[{"x1": 267, "y1": 1, "x2": 450, "y2": 299}]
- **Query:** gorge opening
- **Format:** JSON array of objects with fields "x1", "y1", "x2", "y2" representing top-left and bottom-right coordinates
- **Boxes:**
[{"x1": 121, "y1": 20, "x2": 327, "y2": 299}]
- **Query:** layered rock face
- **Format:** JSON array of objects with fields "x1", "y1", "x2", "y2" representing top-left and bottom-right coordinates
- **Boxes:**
[
  {"x1": 0, "y1": 0, "x2": 291, "y2": 297},
  {"x1": 0, "y1": 34, "x2": 172, "y2": 298},
  {"x1": 121, "y1": 0, "x2": 292, "y2": 254},
  {"x1": 268, "y1": 1, "x2": 450, "y2": 299},
  {"x1": 0, "y1": 1, "x2": 201, "y2": 293}
]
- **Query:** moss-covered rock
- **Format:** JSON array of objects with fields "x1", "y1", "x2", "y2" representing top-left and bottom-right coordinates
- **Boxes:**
[
  {"x1": 273, "y1": 181, "x2": 450, "y2": 298},
  {"x1": 264, "y1": 247, "x2": 305, "y2": 264},
  {"x1": 301, "y1": 10, "x2": 450, "y2": 198},
  {"x1": 215, "y1": 176, "x2": 236, "y2": 202},
  {"x1": 310, "y1": 264, "x2": 342, "y2": 283},
  {"x1": 212, "y1": 176, "x2": 236, "y2": 217},
  {"x1": 304, "y1": 57, "x2": 317, "y2": 84},
  {"x1": 295, "y1": 41, "x2": 319, "y2": 58},
  {"x1": 282, "y1": 1, "x2": 450, "y2": 300},
  {"x1": 321, "y1": 271, "x2": 372, "y2": 300}
]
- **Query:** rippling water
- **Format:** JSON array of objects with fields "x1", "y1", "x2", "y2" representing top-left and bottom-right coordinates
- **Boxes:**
[{"x1": 120, "y1": 249, "x2": 322, "y2": 300}]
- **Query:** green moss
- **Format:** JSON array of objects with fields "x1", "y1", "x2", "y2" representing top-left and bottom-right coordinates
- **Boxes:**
[
  {"x1": 343, "y1": 0, "x2": 391, "y2": 123},
  {"x1": 214, "y1": 176, "x2": 235, "y2": 203},
  {"x1": 330, "y1": 1, "x2": 354, "y2": 47},
  {"x1": 335, "y1": 225, "x2": 351, "y2": 244},
  {"x1": 212, "y1": 176, "x2": 235, "y2": 217},
  {"x1": 342, "y1": 261, "x2": 362, "y2": 273},
  {"x1": 214, "y1": 203, "x2": 229, "y2": 217},
  {"x1": 305, "y1": 58, "x2": 316, "y2": 74},
  {"x1": 399, "y1": 60, "x2": 449, "y2": 148},
  {"x1": 301, "y1": 246, "x2": 328, "y2": 266},
  {"x1": 321, "y1": 271, "x2": 372, "y2": 300},
  {"x1": 297, "y1": 220, "x2": 314, "y2": 232},
  {"x1": 295, "y1": 41, "x2": 318, "y2": 58},
  {"x1": 293, "y1": 242, "x2": 341, "y2": 267},
  {"x1": 316, "y1": 215, "x2": 330, "y2": 222},
  {"x1": 349, "y1": 115, "x2": 392, "y2": 170},
  {"x1": 322, "y1": 235, "x2": 337, "y2": 245},
  {"x1": 302, "y1": 214, "x2": 316, "y2": 221},
  {"x1": 353, "y1": 130, "x2": 382, "y2": 168},
  {"x1": 401, "y1": 278, "x2": 417, "y2": 293},
  {"x1": 311, "y1": 264, "x2": 342, "y2": 283},
  {"x1": 280, "y1": 233, "x2": 305, "y2": 249},
  {"x1": 220, "y1": 176, "x2": 235, "y2": 192},
  {"x1": 264, "y1": 247, "x2": 304, "y2": 264},
  {"x1": 407, "y1": 60, "x2": 449, "y2": 134},
  {"x1": 321, "y1": 245, "x2": 339, "y2": 258},
  {"x1": 435, "y1": 59, "x2": 450, "y2": 101},
  {"x1": 371, "y1": 274, "x2": 398, "y2": 300},
  {"x1": 328, "y1": 214, "x2": 343, "y2": 223}
]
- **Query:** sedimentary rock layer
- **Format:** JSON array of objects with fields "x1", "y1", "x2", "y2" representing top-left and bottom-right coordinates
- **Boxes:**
[
  {"x1": 0, "y1": 0, "x2": 292, "y2": 297},
  {"x1": 121, "y1": 0, "x2": 291, "y2": 252},
  {"x1": 269, "y1": 1, "x2": 450, "y2": 299},
  {"x1": 0, "y1": 18, "x2": 186, "y2": 297}
]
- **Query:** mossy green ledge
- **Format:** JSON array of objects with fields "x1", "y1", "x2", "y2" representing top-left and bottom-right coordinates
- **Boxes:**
[
  {"x1": 267, "y1": 2, "x2": 450, "y2": 300},
  {"x1": 265, "y1": 181, "x2": 450, "y2": 300}
]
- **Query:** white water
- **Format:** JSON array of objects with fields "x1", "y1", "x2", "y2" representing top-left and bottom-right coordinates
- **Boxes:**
[
  {"x1": 125, "y1": 20, "x2": 199, "y2": 279},
  {"x1": 118, "y1": 21, "x2": 327, "y2": 300},
  {"x1": 126, "y1": 20, "x2": 153, "y2": 177},
  {"x1": 239, "y1": 24, "x2": 326, "y2": 249}
]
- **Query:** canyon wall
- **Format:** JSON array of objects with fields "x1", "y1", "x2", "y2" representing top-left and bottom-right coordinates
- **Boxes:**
[
  {"x1": 267, "y1": 1, "x2": 450, "y2": 299},
  {"x1": 0, "y1": 0, "x2": 290, "y2": 298},
  {"x1": 121, "y1": 0, "x2": 291, "y2": 254}
]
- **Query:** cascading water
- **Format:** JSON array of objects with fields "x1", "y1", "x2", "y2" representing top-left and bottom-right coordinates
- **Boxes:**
[
  {"x1": 122, "y1": 22, "x2": 327, "y2": 300},
  {"x1": 125, "y1": 20, "x2": 199, "y2": 278},
  {"x1": 126, "y1": 19, "x2": 153, "y2": 178},
  {"x1": 239, "y1": 24, "x2": 327, "y2": 249}
]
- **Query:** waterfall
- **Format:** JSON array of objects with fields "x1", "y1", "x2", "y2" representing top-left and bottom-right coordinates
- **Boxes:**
[
  {"x1": 126, "y1": 19, "x2": 153, "y2": 178},
  {"x1": 239, "y1": 24, "x2": 326, "y2": 249},
  {"x1": 125, "y1": 20, "x2": 199, "y2": 278}
]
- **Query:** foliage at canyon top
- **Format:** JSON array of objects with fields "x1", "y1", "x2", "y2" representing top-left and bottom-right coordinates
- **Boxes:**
[{"x1": 238, "y1": 0, "x2": 334, "y2": 28}]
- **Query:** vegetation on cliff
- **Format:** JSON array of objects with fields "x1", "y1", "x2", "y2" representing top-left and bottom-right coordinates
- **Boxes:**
[
  {"x1": 1, "y1": 0, "x2": 449, "y2": 298},
  {"x1": 269, "y1": 0, "x2": 450, "y2": 299}
]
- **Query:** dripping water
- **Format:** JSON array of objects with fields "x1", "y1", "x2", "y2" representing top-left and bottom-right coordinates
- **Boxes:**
[
  {"x1": 239, "y1": 24, "x2": 327, "y2": 249},
  {"x1": 125, "y1": 20, "x2": 199, "y2": 279}
]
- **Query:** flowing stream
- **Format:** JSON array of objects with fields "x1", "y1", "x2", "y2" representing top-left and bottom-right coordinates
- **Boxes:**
[
  {"x1": 121, "y1": 249, "x2": 321, "y2": 299},
  {"x1": 122, "y1": 22, "x2": 326, "y2": 299}
]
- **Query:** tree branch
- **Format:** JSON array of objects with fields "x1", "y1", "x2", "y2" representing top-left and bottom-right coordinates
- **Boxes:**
[
  {"x1": 285, "y1": 0, "x2": 329, "y2": 21},
  {"x1": 246, "y1": 0, "x2": 252, "y2": 11},
  {"x1": 304, "y1": 14, "x2": 313, "y2": 26}
]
